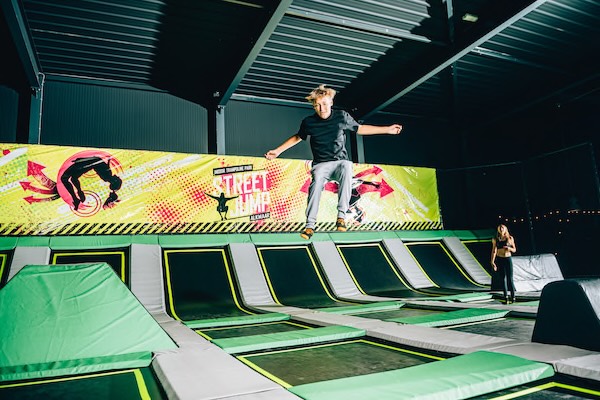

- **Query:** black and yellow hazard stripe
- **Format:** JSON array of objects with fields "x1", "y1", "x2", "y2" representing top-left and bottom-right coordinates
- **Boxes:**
[{"x1": 0, "y1": 220, "x2": 442, "y2": 236}]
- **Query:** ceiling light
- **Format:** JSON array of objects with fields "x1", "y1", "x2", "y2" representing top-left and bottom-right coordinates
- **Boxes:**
[
  {"x1": 222, "y1": 0, "x2": 263, "y2": 8},
  {"x1": 462, "y1": 13, "x2": 479, "y2": 22}
]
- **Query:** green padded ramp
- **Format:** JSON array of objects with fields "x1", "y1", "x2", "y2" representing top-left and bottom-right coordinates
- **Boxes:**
[
  {"x1": 387, "y1": 308, "x2": 509, "y2": 327},
  {"x1": 185, "y1": 312, "x2": 290, "y2": 329},
  {"x1": 411, "y1": 292, "x2": 493, "y2": 302},
  {"x1": 0, "y1": 263, "x2": 177, "y2": 382},
  {"x1": 289, "y1": 350, "x2": 554, "y2": 400},
  {"x1": 213, "y1": 325, "x2": 365, "y2": 354},
  {"x1": 316, "y1": 301, "x2": 404, "y2": 314}
]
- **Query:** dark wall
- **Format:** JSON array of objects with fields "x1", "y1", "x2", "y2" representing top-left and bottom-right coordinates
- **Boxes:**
[
  {"x1": 361, "y1": 114, "x2": 461, "y2": 169},
  {"x1": 224, "y1": 100, "x2": 312, "y2": 160},
  {"x1": 38, "y1": 79, "x2": 208, "y2": 154},
  {"x1": 437, "y1": 97, "x2": 600, "y2": 276},
  {"x1": 0, "y1": 85, "x2": 19, "y2": 142}
]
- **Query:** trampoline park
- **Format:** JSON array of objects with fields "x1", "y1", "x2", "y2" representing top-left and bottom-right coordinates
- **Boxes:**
[
  {"x1": 2, "y1": 0, "x2": 600, "y2": 399},
  {"x1": 1, "y1": 231, "x2": 600, "y2": 399}
]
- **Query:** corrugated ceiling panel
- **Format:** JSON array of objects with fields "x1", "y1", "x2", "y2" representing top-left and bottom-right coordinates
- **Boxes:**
[
  {"x1": 292, "y1": 0, "x2": 430, "y2": 32},
  {"x1": 380, "y1": 0, "x2": 598, "y2": 123},
  {"x1": 381, "y1": 75, "x2": 448, "y2": 120},
  {"x1": 485, "y1": 0, "x2": 599, "y2": 71},
  {"x1": 236, "y1": 13, "x2": 401, "y2": 102},
  {"x1": 23, "y1": 0, "x2": 165, "y2": 84}
]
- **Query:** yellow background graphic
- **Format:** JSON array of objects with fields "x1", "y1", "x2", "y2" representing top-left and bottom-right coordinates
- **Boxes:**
[{"x1": 0, "y1": 144, "x2": 441, "y2": 235}]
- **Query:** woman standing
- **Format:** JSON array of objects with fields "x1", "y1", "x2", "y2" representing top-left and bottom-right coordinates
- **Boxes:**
[{"x1": 491, "y1": 224, "x2": 517, "y2": 303}]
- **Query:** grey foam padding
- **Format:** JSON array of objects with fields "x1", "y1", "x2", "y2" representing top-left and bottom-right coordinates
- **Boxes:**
[
  {"x1": 512, "y1": 254, "x2": 564, "y2": 292},
  {"x1": 130, "y1": 243, "x2": 166, "y2": 315},
  {"x1": 152, "y1": 346, "x2": 286, "y2": 400},
  {"x1": 312, "y1": 240, "x2": 363, "y2": 298},
  {"x1": 312, "y1": 240, "x2": 398, "y2": 302},
  {"x1": 158, "y1": 319, "x2": 213, "y2": 350},
  {"x1": 7, "y1": 246, "x2": 50, "y2": 281},
  {"x1": 229, "y1": 242, "x2": 278, "y2": 306},
  {"x1": 555, "y1": 354, "x2": 600, "y2": 382},
  {"x1": 286, "y1": 310, "x2": 395, "y2": 331},
  {"x1": 403, "y1": 299, "x2": 538, "y2": 318},
  {"x1": 483, "y1": 342, "x2": 596, "y2": 365},
  {"x1": 382, "y1": 238, "x2": 434, "y2": 289},
  {"x1": 218, "y1": 389, "x2": 302, "y2": 399},
  {"x1": 367, "y1": 323, "x2": 515, "y2": 355},
  {"x1": 443, "y1": 237, "x2": 491, "y2": 285},
  {"x1": 279, "y1": 307, "x2": 515, "y2": 356},
  {"x1": 532, "y1": 278, "x2": 600, "y2": 351}
]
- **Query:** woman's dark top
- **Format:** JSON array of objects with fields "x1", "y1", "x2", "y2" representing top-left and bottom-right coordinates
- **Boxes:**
[{"x1": 496, "y1": 238, "x2": 509, "y2": 249}]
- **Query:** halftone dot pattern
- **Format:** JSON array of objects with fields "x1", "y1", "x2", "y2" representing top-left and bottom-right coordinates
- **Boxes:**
[
  {"x1": 0, "y1": 147, "x2": 28, "y2": 192},
  {"x1": 147, "y1": 199, "x2": 183, "y2": 223},
  {"x1": 264, "y1": 159, "x2": 308, "y2": 222}
]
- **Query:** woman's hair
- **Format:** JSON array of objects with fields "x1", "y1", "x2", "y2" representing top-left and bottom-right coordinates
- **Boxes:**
[
  {"x1": 496, "y1": 224, "x2": 509, "y2": 238},
  {"x1": 305, "y1": 84, "x2": 336, "y2": 104}
]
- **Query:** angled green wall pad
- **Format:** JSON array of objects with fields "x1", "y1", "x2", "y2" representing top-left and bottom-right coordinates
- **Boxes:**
[
  {"x1": 13, "y1": 236, "x2": 50, "y2": 247},
  {"x1": 249, "y1": 232, "x2": 330, "y2": 245},
  {"x1": 49, "y1": 236, "x2": 133, "y2": 249},
  {"x1": 316, "y1": 301, "x2": 404, "y2": 315},
  {"x1": 0, "y1": 263, "x2": 177, "y2": 382},
  {"x1": 328, "y1": 231, "x2": 397, "y2": 243},
  {"x1": 0, "y1": 237, "x2": 18, "y2": 250},
  {"x1": 396, "y1": 230, "x2": 494, "y2": 241},
  {"x1": 185, "y1": 312, "x2": 290, "y2": 329},
  {"x1": 159, "y1": 233, "x2": 251, "y2": 247},
  {"x1": 289, "y1": 350, "x2": 554, "y2": 400},
  {"x1": 453, "y1": 229, "x2": 495, "y2": 240},
  {"x1": 395, "y1": 230, "x2": 455, "y2": 241},
  {"x1": 410, "y1": 292, "x2": 492, "y2": 302},
  {"x1": 387, "y1": 308, "x2": 509, "y2": 327},
  {"x1": 213, "y1": 325, "x2": 365, "y2": 354}
]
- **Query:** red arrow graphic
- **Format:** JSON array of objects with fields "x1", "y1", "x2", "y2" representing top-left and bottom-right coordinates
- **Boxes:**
[
  {"x1": 356, "y1": 178, "x2": 394, "y2": 197},
  {"x1": 19, "y1": 181, "x2": 57, "y2": 195},
  {"x1": 24, "y1": 194, "x2": 60, "y2": 204},
  {"x1": 354, "y1": 166, "x2": 382, "y2": 178},
  {"x1": 27, "y1": 161, "x2": 56, "y2": 189}
]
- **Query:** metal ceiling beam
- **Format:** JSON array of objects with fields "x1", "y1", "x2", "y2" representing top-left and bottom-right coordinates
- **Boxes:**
[
  {"x1": 471, "y1": 46, "x2": 568, "y2": 75},
  {"x1": 286, "y1": 5, "x2": 432, "y2": 44},
  {"x1": 360, "y1": 0, "x2": 551, "y2": 120},
  {"x1": 231, "y1": 93, "x2": 311, "y2": 108},
  {"x1": 46, "y1": 73, "x2": 165, "y2": 93},
  {"x1": 219, "y1": 0, "x2": 293, "y2": 106},
  {"x1": 1, "y1": 0, "x2": 41, "y2": 88}
]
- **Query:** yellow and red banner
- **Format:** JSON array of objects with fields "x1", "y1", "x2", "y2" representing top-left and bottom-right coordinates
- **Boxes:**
[{"x1": 0, "y1": 144, "x2": 442, "y2": 235}]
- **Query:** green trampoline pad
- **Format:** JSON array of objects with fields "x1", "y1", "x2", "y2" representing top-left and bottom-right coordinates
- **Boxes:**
[
  {"x1": 238, "y1": 339, "x2": 443, "y2": 387},
  {"x1": 0, "y1": 367, "x2": 164, "y2": 400},
  {"x1": 197, "y1": 320, "x2": 312, "y2": 340}
]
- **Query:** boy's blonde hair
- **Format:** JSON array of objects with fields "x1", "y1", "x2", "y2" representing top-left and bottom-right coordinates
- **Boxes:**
[{"x1": 305, "y1": 84, "x2": 336, "y2": 104}]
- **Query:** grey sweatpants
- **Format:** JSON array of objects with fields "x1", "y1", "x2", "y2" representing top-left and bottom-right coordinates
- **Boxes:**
[{"x1": 305, "y1": 160, "x2": 352, "y2": 229}]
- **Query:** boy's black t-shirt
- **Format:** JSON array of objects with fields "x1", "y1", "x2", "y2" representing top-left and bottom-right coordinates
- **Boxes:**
[{"x1": 298, "y1": 110, "x2": 360, "y2": 164}]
